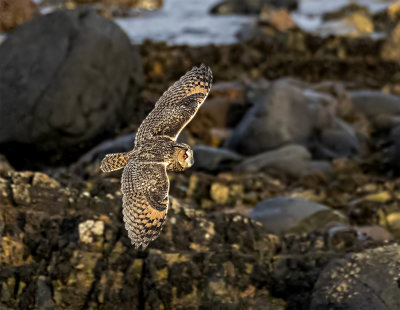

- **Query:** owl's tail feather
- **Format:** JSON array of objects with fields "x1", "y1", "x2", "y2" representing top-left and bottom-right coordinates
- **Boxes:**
[{"x1": 100, "y1": 151, "x2": 132, "y2": 173}]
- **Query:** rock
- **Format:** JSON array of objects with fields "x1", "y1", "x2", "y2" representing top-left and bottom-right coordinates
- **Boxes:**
[
  {"x1": 224, "y1": 79, "x2": 337, "y2": 156},
  {"x1": 382, "y1": 21, "x2": 400, "y2": 64},
  {"x1": 355, "y1": 225, "x2": 393, "y2": 242},
  {"x1": 193, "y1": 145, "x2": 243, "y2": 173},
  {"x1": 389, "y1": 125, "x2": 400, "y2": 172},
  {"x1": 350, "y1": 90, "x2": 400, "y2": 130},
  {"x1": 210, "y1": 0, "x2": 297, "y2": 15},
  {"x1": 72, "y1": 133, "x2": 136, "y2": 169},
  {"x1": 0, "y1": 155, "x2": 13, "y2": 177},
  {"x1": 0, "y1": 0, "x2": 39, "y2": 33},
  {"x1": 259, "y1": 7, "x2": 297, "y2": 32},
  {"x1": 78, "y1": 219, "x2": 105, "y2": 244},
  {"x1": 386, "y1": 212, "x2": 400, "y2": 239},
  {"x1": 35, "y1": 276, "x2": 54, "y2": 310},
  {"x1": 236, "y1": 144, "x2": 311, "y2": 173},
  {"x1": 249, "y1": 196, "x2": 348, "y2": 234},
  {"x1": 0, "y1": 10, "x2": 142, "y2": 166},
  {"x1": 315, "y1": 119, "x2": 360, "y2": 159},
  {"x1": 311, "y1": 244, "x2": 400, "y2": 310},
  {"x1": 236, "y1": 144, "x2": 334, "y2": 178}
]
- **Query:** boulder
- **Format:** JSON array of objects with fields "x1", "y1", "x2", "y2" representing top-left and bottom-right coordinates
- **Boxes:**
[
  {"x1": 235, "y1": 144, "x2": 333, "y2": 179},
  {"x1": 0, "y1": 9, "x2": 142, "y2": 166},
  {"x1": 381, "y1": 21, "x2": 400, "y2": 64},
  {"x1": 249, "y1": 196, "x2": 348, "y2": 234},
  {"x1": 225, "y1": 79, "x2": 361, "y2": 158},
  {"x1": 192, "y1": 145, "x2": 243, "y2": 173},
  {"x1": 311, "y1": 244, "x2": 400, "y2": 310}
]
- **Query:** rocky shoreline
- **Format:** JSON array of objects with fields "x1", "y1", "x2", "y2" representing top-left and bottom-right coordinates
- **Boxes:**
[{"x1": 1, "y1": 1, "x2": 400, "y2": 309}]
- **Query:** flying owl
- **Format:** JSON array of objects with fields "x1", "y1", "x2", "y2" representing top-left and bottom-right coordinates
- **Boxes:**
[{"x1": 100, "y1": 64, "x2": 213, "y2": 248}]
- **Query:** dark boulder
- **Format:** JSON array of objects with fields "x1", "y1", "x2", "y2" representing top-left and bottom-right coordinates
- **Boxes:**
[
  {"x1": 311, "y1": 244, "x2": 400, "y2": 310},
  {"x1": 0, "y1": 9, "x2": 142, "y2": 167}
]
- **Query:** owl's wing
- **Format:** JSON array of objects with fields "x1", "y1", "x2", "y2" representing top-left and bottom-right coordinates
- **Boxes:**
[
  {"x1": 135, "y1": 64, "x2": 212, "y2": 145},
  {"x1": 121, "y1": 160, "x2": 169, "y2": 249}
]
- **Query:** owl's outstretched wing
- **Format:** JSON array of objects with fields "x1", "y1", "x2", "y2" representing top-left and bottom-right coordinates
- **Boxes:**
[
  {"x1": 135, "y1": 64, "x2": 213, "y2": 145},
  {"x1": 121, "y1": 160, "x2": 169, "y2": 249}
]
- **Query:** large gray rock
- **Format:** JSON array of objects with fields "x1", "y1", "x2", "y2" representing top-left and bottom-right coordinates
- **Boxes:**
[
  {"x1": 311, "y1": 244, "x2": 400, "y2": 310},
  {"x1": 234, "y1": 144, "x2": 333, "y2": 179},
  {"x1": 0, "y1": 9, "x2": 142, "y2": 165},
  {"x1": 226, "y1": 79, "x2": 361, "y2": 159},
  {"x1": 249, "y1": 196, "x2": 348, "y2": 234},
  {"x1": 350, "y1": 90, "x2": 400, "y2": 130},
  {"x1": 224, "y1": 79, "x2": 336, "y2": 156}
]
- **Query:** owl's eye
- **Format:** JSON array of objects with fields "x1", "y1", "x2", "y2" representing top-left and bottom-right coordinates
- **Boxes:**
[{"x1": 183, "y1": 153, "x2": 188, "y2": 159}]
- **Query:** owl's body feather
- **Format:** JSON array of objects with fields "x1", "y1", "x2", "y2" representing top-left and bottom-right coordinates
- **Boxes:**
[{"x1": 101, "y1": 64, "x2": 212, "y2": 248}]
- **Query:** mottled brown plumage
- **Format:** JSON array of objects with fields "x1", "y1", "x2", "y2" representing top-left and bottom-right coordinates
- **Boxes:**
[{"x1": 101, "y1": 64, "x2": 212, "y2": 248}]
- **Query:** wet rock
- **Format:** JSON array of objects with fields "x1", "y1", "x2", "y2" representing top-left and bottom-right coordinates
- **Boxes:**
[
  {"x1": 0, "y1": 10, "x2": 142, "y2": 166},
  {"x1": 350, "y1": 90, "x2": 400, "y2": 130},
  {"x1": 249, "y1": 196, "x2": 348, "y2": 234},
  {"x1": 193, "y1": 145, "x2": 243, "y2": 173},
  {"x1": 210, "y1": 0, "x2": 297, "y2": 15},
  {"x1": 0, "y1": 0, "x2": 39, "y2": 33},
  {"x1": 382, "y1": 21, "x2": 400, "y2": 63},
  {"x1": 236, "y1": 144, "x2": 311, "y2": 173},
  {"x1": 311, "y1": 244, "x2": 400, "y2": 310},
  {"x1": 224, "y1": 79, "x2": 337, "y2": 156}
]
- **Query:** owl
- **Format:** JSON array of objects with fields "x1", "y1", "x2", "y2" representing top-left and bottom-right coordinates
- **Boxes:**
[{"x1": 100, "y1": 64, "x2": 213, "y2": 248}]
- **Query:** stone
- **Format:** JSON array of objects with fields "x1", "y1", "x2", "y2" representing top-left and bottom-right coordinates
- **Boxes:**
[
  {"x1": 249, "y1": 196, "x2": 348, "y2": 234},
  {"x1": 386, "y1": 212, "x2": 400, "y2": 239},
  {"x1": 225, "y1": 79, "x2": 337, "y2": 156},
  {"x1": 236, "y1": 144, "x2": 311, "y2": 172},
  {"x1": 210, "y1": 183, "x2": 230, "y2": 205},
  {"x1": 382, "y1": 21, "x2": 400, "y2": 64},
  {"x1": 311, "y1": 244, "x2": 400, "y2": 310},
  {"x1": 389, "y1": 125, "x2": 400, "y2": 173},
  {"x1": 0, "y1": 0, "x2": 39, "y2": 33},
  {"x1": 350, "y1": 90, "x2": 400, "y2": 130},
  {"x1": 355, "y1": 226, "x2": 393, "y2": 242},
  {"x1": 210, "y1": 0, "x2": 298, "y2": 15},
  {"x1": 0, "y1": 155, "x2": 13, "y2": 177},
  {"x1": 35, "y1": 276, "x2": 55, "y2": 310},
  {"x1": 78, "y1": 220, "x2": 105, "y2": 243},
  {"x1": 0, "y1": 10, "x2": 142, "y2": 166},
  {"x1": 193, "y1": 145, "x2": 243, "y2": 173}
]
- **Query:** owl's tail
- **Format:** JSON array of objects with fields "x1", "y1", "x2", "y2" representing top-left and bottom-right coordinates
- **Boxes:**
[{"x1": 100, "y1": 151, "x2": 133, "y2": 173}]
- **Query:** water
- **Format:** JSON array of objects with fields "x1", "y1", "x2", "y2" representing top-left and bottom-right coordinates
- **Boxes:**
[{"x1": 114, "y1": 0, "x2": 254, "y2": 46}]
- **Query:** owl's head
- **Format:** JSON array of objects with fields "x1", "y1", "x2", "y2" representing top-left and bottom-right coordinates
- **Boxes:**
[
  {"x1": 168, "y1": 143, "x2": 194, "y2": 171},
  {"x1": 177, "y1": 147, "x2": 194, "y2": 169}
]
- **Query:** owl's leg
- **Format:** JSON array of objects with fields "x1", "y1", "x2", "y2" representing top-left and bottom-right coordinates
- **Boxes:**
[{"x1": 100, "y1": 151, "x2": 133, "y2": 173}]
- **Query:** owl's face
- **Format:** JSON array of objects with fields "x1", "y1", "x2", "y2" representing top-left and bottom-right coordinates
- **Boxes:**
[{"x1": 177, "y1": 147, "x2": 194, "y2": 169}]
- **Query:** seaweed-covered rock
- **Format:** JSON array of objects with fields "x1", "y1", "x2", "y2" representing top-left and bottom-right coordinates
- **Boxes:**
[
  {"x1": 311, "y1": 244, "x2": 400, "y2": 310},
  {"x1": 0, "y1": 10, "x2": 142, "y2": 166}
]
